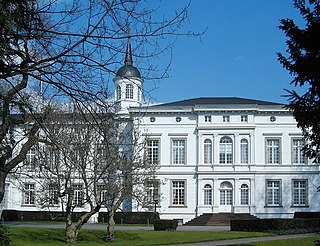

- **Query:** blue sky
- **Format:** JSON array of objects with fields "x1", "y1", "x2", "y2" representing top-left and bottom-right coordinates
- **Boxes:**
[{"x1": 143, "y1": 1, "x2": 304, "y2": 104}]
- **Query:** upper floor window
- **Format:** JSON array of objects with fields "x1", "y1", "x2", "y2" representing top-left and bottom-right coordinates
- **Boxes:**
[
  {"x1": 203, "y1": 184, "x2": 212, "y2": 205},
  {"x1": 147, "y1": 139, "x2": 159, "y2": 164},
  {"x1": 266, "y1": 139, "x2": 280, "y2": 164},
  {"x1": 116, "y1": 85, "x2": 121, "y2": 100},
  {"x1": 240, "y1": 139, "x2": 249, "y2": 164},
  {"x1": 26, "y1": 146, "x2": 36, "y2": 169},
  {"x1": 240, "y1": 184, "x2": 249, "y2": 205},
  {"x1": 223, "y1": 115, "x2": 230, "y2": 123},
  {"x1": 266, "y1": 180, "x2": 281, "y2": 206},
  {"x1": 292, "y1": 139, "x2": 305, "y2": 164},
  {"x1": 292, "y1": 180, "x2": 308, "y2": 207},
  {"x1": 204, "y1": 115, "x2": 211, "y2": 122},
  {"x1": 241, "y1": 115, "x2": 248, "y2": 122},
  {"x1": 204, "y1": 139, "x2": 212, "y2": 164},
  {"x1": 125, "y1": 84, "x2": 134, "y2": 99},
  {"x1": 172, "y1": 180, "x2": 185, "y2": 206},
  {"x1": 172, "y1": 139, "x2": 186, "y2": 165},
  {"x1": 219, "y1": 136, "x2": 233, "y2": 164}
]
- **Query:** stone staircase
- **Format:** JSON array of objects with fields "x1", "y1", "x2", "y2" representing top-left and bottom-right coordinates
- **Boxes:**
[{"x1": 184, "y1": 213, "x2": 257, "y2": 226}]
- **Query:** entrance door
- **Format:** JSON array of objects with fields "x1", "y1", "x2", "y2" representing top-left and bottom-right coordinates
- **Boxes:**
[{"x1": 219, "y1": 181, "x2": 233, "y2": 213}]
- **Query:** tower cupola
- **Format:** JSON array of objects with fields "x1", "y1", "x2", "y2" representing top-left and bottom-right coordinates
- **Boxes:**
[{"x1": 113, "y1": 39, "x2": 143, "y2": 113}]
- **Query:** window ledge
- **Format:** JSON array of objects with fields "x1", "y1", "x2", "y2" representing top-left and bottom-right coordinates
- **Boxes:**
[
  {"x1": 264, "y1": 205, "x2": 283, "y2": 208},
  {"x1": 290, "y1": 205, "x2": 309, "y2": 208}
]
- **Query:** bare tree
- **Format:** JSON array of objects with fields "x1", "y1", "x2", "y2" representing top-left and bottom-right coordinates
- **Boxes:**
[
  {"x1": 0, "y1": 0, "x2": 195, "y2": 204},
  {"x1": 20, "y1": 106, "x2": 157, "y2": 243}
]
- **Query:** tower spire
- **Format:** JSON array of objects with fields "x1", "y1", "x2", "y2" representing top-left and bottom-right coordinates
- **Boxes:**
[{"x1": 124, "y1": 38, "x2": 133, "y2": 66}]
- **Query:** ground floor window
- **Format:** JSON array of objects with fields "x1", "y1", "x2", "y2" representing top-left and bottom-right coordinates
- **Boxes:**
[
  {"x1": 72, "y1": 184, "x2": 83, "y2": 207},
  {"x1": 266, "y1": 180, "x2": 281, "y2": 206},
  {"x1": 292, "y1": 180, "x2": 308, "y2": 206},
  {"x1": 23, "y1": 183, "x2": 35, "y2": 205},
  {"x1": 203, "y1": 184, "x2": 212, "y2": 205},
  {"x1": 220, "y1": 182, "x2": 232, "y2": 205},
  {"x1": 172, "y1": 180, "x2": 185, "y2": 206},
  {"x1": 240, "y1": 184, "x2": 249, "y2": 205}
]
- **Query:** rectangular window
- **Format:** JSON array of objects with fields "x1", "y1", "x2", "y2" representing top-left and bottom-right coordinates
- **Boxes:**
[
  {"x1": 240, "y1": 139, "x2": 249, "y2": 164},
  {"x1": 241, "y1": 115, "x2": 248, "y2": 122},
  {"x1": 292, "y1": 139, "x2": 305, "y2": 164},
  {"x1": 241, "y1": 188, "x2": 249, "y2": 205},
  {"x1": 172, "y1": 181, "x2": 185, "y2": 206},
  {"x1": 72, "y1": 184, "x2": 83, "y2": 207},
  {"x1": 266, "y1": 139, "x2": 280, "y2": 164},
  {"x1": 146, "y1": 180, "x2": 160, "y2": 204},
  {"x1": 172, "y1": 139, "x2": 186, "y2": 164},
  {"x1": 204, "y1": 115, "x2": 211, "y2": 122},
  {"x1": 292, "y1": 180, "x2": 308, "y2": 206},
  {"x1": 97, "y1": 185, "x2": 109, "y2": 204},
  {"x1": 48, "y1": 184, "x2": 59, "y2": 205},
  {"x1": 147, "y1": 140, "x2": 159, "y2": 164},
  {"x1": 26, "y1": 146, "x2": 36, "y2": 169},
  {"x1": 23, "y1": 183, "x2": 35, "y2": 205},
  {"x1": 266, "y1": 180, "x2": 281, "y2": 206},
  {"x1": 223, "y1": 115, "x2": 230, "y2": 123}
]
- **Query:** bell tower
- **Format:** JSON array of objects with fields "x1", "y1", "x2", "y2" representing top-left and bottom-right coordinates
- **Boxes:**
[{"x1": 113, "y1": 39, "x2": 143, "y2": 114}]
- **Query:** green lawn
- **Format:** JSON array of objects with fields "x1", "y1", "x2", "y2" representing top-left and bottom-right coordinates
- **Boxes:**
[
  {"x1": 8, "y1": 227, "x2": 272, "y2": 245},
  {"x1": 7, "y1": 227, "x2": 320, "y2": 245}
]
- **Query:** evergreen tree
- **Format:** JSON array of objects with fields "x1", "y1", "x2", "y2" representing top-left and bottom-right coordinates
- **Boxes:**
[{"x1": 278, "y1": 0, "x2": 320, "y2": 162}]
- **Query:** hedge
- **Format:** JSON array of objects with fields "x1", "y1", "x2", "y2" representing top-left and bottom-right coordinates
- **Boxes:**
[
  {"x1": 154, "y1": 219, "x2": 178, "y2": 231},
  {"x1": 231, "y1": 218, "x2": 320, "y2": 232}
]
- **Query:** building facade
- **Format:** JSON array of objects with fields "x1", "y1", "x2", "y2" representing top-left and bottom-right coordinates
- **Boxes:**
[{"x1": 1, "y1": 42, "x2": 320, "y2": 224}]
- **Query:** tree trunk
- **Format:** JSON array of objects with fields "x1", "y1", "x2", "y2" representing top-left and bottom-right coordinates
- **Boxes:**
[
  {"x1": 106, "y1": 211, "x2": 115, "y2": 242},
  {"x1": 66, "y1": 226, "x2": 78, "y2": 244},
  {"x1": 0, "y1": 170, "x2": 8, "y2": 204}
]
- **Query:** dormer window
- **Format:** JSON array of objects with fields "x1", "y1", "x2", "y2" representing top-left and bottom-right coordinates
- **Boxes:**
[{"x1": 126, "y1": 84, "x2": 134, "y2": 99}]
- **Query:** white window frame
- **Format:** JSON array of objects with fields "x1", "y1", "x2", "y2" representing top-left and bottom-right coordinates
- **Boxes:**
[
  {"x1": 48, "y1": 183, "x2": 59, "y2": 205},
  {"x1": 219, "y1": 136, "x2": 233, "y2": 164},
  {"x1": 116, "y1": 85, "x2": 121, "y2": 100},
  {"x1": 240, "y1": 139, "x2": 249, "y2": 164},
  {"x1": 240, "y1": 184, "x2": 249, "y2": 205},
  {"x1": 171, "y1": 139, "x2": 186, "y2": 165},
  {"x1": 125, "y1": 84, "x2": 134, "y2": 99},
  {"x1": 23, "y1": 183, "x2": 35, "y2": 205},
  {"x1": 171, "y1": 180, "x2": 186, "y2": 206},
  {"x1": 266, "y1": 138, "x2": 281, "y2": 164},
  {"x1": 292, "y1": 139, "x2": 305, "y2": 164},
  {"x1": 292, "y1": 180, "x2": 308, "y2": 207},
  {"x1": 203, "y1": 184, "x2": 212, "y2": 205},
  {"x1": 203, "y1": 139, "x2": 212, "y2": 164},
  {"x1": 266, "y1": 180, "x2": 282, "y2": 207},
  {"x1": 146, "y1": 179, "x2": 160, "y2": 205},
  {"x1": 146, "y1": 139, "x2": 160, "y2": 164},
  {"x1": 72, "y1": 184, "x2": 83, "y2": 207},
  {"x1": 219, "y1": 181, "x2": 233, "y2": 205}
]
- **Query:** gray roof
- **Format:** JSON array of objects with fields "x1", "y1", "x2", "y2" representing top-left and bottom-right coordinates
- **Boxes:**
[{"x1": 151, "y1": 97, "x2": 284, "y2": 108}]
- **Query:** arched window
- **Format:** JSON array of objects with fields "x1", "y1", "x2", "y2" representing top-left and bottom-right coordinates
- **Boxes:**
[
  {"x1": 204, "y1": 139, "x2": 212, "y2": 164},
  {"x1": 219, "y1": 136, "x2": 233, "y2": 164},
  {"x1": 204, "y1": 184, "x2": 212, "y2": 205},
  {"x1": 125, "y1": 84, "x2": 134, "y2": 99},
  {"x1": 220, "y1": 181, "x2": 233, "y2": 205},
  {"x1": 116, "y1": 85, "x2": 121, "y2": 100},
  {"x1": 240, "y1": 139, "x2": 249, "y2": 164},
  {"x1": 240, "y1": 184, "x2": 249, "y2": 205}
]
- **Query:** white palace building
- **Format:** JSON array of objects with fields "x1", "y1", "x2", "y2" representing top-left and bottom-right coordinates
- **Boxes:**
[{"x1": 1, "y1": 42, "x2": 320, "y2": 223}]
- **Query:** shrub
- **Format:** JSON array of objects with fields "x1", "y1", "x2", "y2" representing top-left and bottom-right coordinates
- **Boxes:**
[
  {"x1": 0, "y1": 225, "x2": 11, "y2": 246},
  {"x1": 154, "y1": 219, "x2": 178, "y2": 231},
  {"x1": 231, "y1": 218, "x2": 320, "y2": 233}
]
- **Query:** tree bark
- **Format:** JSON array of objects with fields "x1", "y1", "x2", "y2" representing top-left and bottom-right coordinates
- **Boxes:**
[
  {"x1": 106, "y1": 210, "x2": 115, "y2": 242},
  {"x1": 0, "y1": 169, "x2": 8, "y2": 204}
]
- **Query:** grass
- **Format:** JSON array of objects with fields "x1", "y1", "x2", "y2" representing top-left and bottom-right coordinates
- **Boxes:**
[{"x1": 8, "y1": 227, "x2": 273, "y2": 245}]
